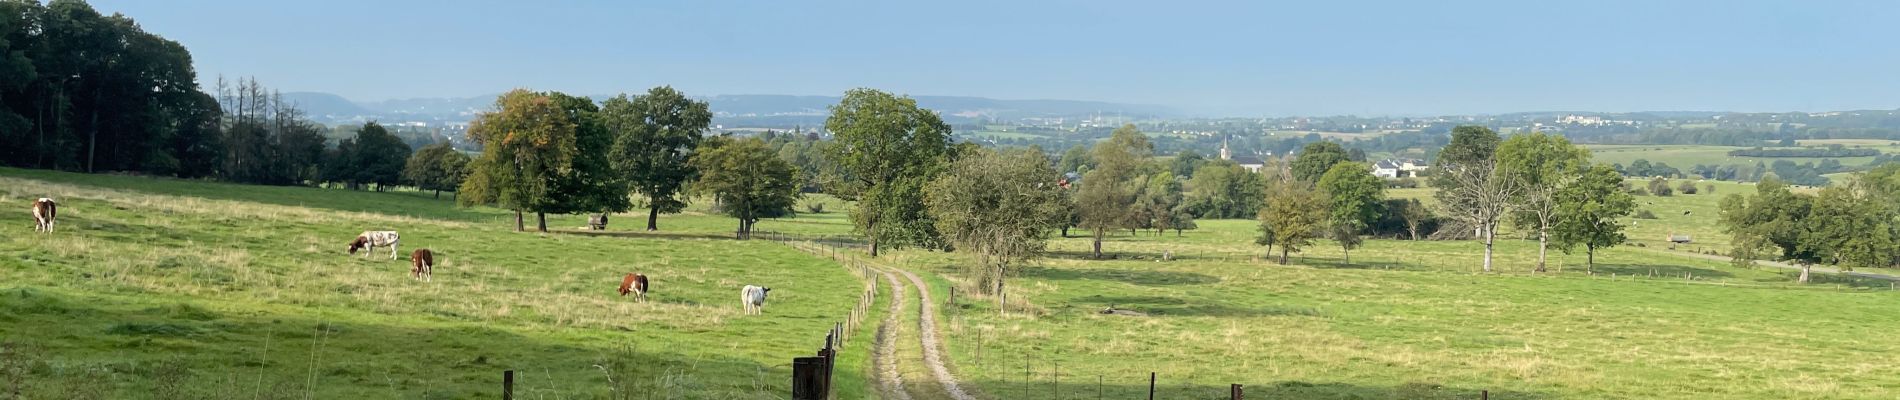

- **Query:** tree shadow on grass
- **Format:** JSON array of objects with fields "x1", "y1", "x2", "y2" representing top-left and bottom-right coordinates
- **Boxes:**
[
  {"x1": 1065, "y1": 295, "x2": 1321, "y2": 318},
  {"x1": 552, "y1": 229, "x2": 741, "y2": 241},
  {"x1": 967, "y1": 378, "x2": 1548, "y2": 400},
  {"x1": 1755, "y1": 270, "x2": 1898, "y2": 289},
  {"x1": 1021, "y1": 266, "x2": 1220, "y2": 286},
  {"x1": 1294, "y1": 255, "x2": 1433, "y2": 271},
  {"x1": 1593, "y1": 263, "x2": 1735, "y2": 279}
]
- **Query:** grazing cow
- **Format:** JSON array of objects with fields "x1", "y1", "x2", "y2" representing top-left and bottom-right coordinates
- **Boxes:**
[
  {"x1": 627, "y1": 272, "x2": 657, "y2": 301},
  {"x1": 741, "y1": 285, "x2": 771, "y2": 315},
  {"x1": 31, "y1": 198, "x2": 56, "y2": 233},
  {"x1": 410, "y1": 248, "x2": 434, "y2": 282},
  {"x1": 588, "y1": 213, "x2": 609, "y2": 230},
  {"x1": 347, "y1": 231, "x2": 400, "y2": 260}
]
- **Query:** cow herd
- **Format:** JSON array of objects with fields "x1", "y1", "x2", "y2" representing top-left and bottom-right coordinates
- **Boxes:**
[
  {"x1": 337, "y1": 230, "x2": 770, "y2": 313},
  {"x1": 339, "y1": 231, "x2": 771, "y2": 314},
  {"x1": 25, "y1": 198, "x2": 773, "y2": 315}
]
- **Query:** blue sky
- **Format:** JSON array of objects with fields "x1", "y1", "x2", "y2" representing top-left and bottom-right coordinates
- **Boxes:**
[{"x1": 92, "y1": 0, "x2": 1900, "y2": 116}]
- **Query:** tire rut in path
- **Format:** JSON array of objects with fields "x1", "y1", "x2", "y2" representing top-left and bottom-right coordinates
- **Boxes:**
[
  {"x1": 890, "y1": 268, "x2": 975, "y2": 400},
  {"x1": 873, "y1": 271, "x2": 911, "y2": 400}
]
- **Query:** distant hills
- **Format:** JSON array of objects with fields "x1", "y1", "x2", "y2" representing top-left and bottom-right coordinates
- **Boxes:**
[{"x1": 279, "y1": 92, "x2": 1181, "y2": 127}]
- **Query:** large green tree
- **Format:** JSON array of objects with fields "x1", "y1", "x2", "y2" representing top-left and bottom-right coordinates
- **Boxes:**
[
  {"x1": 459, "y1": 89, "x2": 578, "y2": 232},
  {"x1": 1058, "y1": 143, "x2": 1092, "y2": 173},
  {"x1": 924, "y1": 147, "x2": 1068, "y2": 311},
  {"x1": 1290, "y1": 141, "x2": 1350, "y2": 183},
  {"x1": 538, "y1": 92, "x2": 631, "y2": 230},
  {"x1": 692, "y1": 136, "x2": 801, "y2": 239},
  {"x1": 322, "y1": 122, "x2": 411, "y2": 191},
  {"x1": 1318, "y1": 162, "x2": 1385, "y2": 265},
  {"x1": 1552, "y1": 164, "x2": 1635, "y2": 272},
  {"x1": 603, "y1": 86, "x2": 712, "y2": 231},
  {"x1": 1076, "y1": 124, "x2": 1153, "y2": 258},
  {"x1": 1720, "y1": 179, "x2": 1823, "y2": 282},
  {"x1": 824, "y1": 88, "x2": 954, "y2": 256},
  {"x1": 1496, "y1": 132, "x2": 1589, "y2": 272},
  {"x1": 1170, "y1": 150, "x2": 1206, "y2": 178},
  {"x1": 1184, "y1": 159, "x2": 1268, "y2": 218},
  {"x1": 402, "y1": 142, "x2": 470, "y2": 199},
  {"x1": 1258, "y1": 180, "x2": 1326, "y2": 265}
]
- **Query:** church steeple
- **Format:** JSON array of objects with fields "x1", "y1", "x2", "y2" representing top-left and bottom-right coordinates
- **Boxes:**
[{"x1": 1220, "y1": 135, "x2": 1232, "y2": 161}]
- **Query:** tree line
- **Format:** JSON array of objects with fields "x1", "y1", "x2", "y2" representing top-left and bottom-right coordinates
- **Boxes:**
[
  {"x1": 1722, "y1": 164, "x2": 1900, "y2": 282},
  {"x1": 1254, "y1": 127, "x2": 1637, "y2": 272},
  {"x1": 0, "y1": 1, "x2": 470, "y2": 194}
]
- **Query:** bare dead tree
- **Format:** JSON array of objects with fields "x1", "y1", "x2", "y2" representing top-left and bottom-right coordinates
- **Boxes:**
[{"x1": 1436, "y1": 159, "x2": 1522, "y2": 272}]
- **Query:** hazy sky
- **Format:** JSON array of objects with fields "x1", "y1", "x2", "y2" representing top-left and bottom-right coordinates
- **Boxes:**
[{"x1": 91, "y1": 0, "x2": 1900, "y2": 116}]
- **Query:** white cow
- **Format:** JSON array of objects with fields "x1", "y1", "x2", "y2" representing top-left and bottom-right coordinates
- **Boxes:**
[
  {"x1": 741, "y1": 285, "x2": 772, "y2": 315},
  {"x1": 348, "y1": 231, "x2": 400, "y2": 260}
]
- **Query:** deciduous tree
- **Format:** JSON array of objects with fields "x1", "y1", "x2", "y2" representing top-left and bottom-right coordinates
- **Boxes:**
[
  {"x1": 459, "y1": 89, "x2": 577, "y2": 232},
  {"x1": 1318, "y1": 162, "x2": 1385, "y2": 265},
  {"x1": 1552, "y1": 164, "x2": 1635, "y2": 272},
  {"x1": 1433, "y1": 126, "x2": 1517, "y2": 272},
  {"x1": 536, "y1": 92, "x2": 632, "y2": 231},
  {"x1": 1290, "y1": 141, "x2": 1350, "y2": 183},
  {"x1": 924, "y1": 148, "x2": 1068, "y2": 311},
  {"x1": 1497, "y1": 132, "x2": 1589, "y2": 272},
  {"x1": 1258, "y1": 180, "x2": 1325, "y2": 264},
  {"x1": 825, "y1": 88, "x2": 954, "y2": 256},
  {"x1": 1076, "y1": 124, "x2": 1152, "y2": 258},
  {"x1": 603, "y1": 86, "x2": 712, "y2": 231},
  {"x1": 692, "y1": 136, "x2": 801, "y2": 239},
  {"x1": 403, "y1": 142, "x2": 470, "y2": 199}
]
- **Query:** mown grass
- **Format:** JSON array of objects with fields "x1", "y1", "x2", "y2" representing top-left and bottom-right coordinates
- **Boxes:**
[
  {"x1": 0, "y1": 167, "x2": 876, "y2": 399},
  {"x1": 885, "y1": 220, "x2": 1900, "y2": 399}
]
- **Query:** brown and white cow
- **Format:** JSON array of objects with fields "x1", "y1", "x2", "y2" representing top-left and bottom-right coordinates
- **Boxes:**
[
  {"x1": 411, "y1": 248, "x2": 434, "y2": 282},
  {"x1": 619, "y1": 273, "x2": 649, "y2": 302},
  {"x1": 347, "y1": 231, "x2": 400, "y2": 260},
  {"x1": 31, "y1": 198, "x2": 56, "y2": 233}
]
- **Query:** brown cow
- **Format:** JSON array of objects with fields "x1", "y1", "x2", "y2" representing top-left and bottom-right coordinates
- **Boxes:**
[
  {"x1": 619, "y1": 273, "x2": 649, "y2": 302},
  {"x1": 31, "y1": 198, "x2": 56, "y2": 233},
  {"x1": 410, "y1": 248, "x2": 434, "y2": 282}
]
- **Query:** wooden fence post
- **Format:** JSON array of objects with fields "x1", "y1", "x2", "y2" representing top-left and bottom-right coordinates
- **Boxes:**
[
  {"x1": 1482, "y1": 390, "x2": 1489, "y2": 400},
  {"x1": 1148, "y1": 372, "x2": 1156, "y2": 400},
  {"x1": 502, "y1": 370, "x2": 514, "y2": 400},
  {"x1": 1231, "y1": 383, "x2": 1243, "y2": 400}
]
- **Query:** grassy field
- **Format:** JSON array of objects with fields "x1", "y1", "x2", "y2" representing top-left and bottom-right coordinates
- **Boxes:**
[
  {"x1": 10, "y1": 165, "x2": 1900, "y2": 399},
  {"x1": 1584, "y1": 144, "x2": 1888, "y2": 169},
  {"x1": 0, "y1": 168, "x2": 876, "y2": 399},
  {"x1": 880, "y1": 220, "x2": 1900, "y2": 399}
]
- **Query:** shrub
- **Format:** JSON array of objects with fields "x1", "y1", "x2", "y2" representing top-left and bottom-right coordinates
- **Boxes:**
[
  {"x1": 1704, "y1": 183, "x2": 1716, "y2": 194},
  {"x1": 1632, "y1": 188, "x2": 1649, "y2": 196},
  {"x1": 805, "y1": 202, "x2": 825, "y2": 214},
  {"x1": 1647, "y1": 177, "x2": 1674, "y2": 196},
  {"x1": 1678, "y1": 180, "x2": 1699, "y2": 195},
  {"x1": 1635, "y1": 210, "x2": 1659, "y2": 219}
]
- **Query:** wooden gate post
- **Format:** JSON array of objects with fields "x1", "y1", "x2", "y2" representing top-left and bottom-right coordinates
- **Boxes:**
[
  {"x1": 791, "y1": 357, "x2": 827, "y2": 400},
  {"x1": 502, "y1": 370, "x2": 514, "y2": 400}
]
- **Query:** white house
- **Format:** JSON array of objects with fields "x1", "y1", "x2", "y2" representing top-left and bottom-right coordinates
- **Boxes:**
[
  {"x1": 1219, "y1": 137, "x2": 1266, "y2": 172},
  {"x1": 1373, "y1": 160, "x2": 1403, "y2": 178},
  {"x1": 1374, "y1": 159, "x2": 1429, "y2": 178}
]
